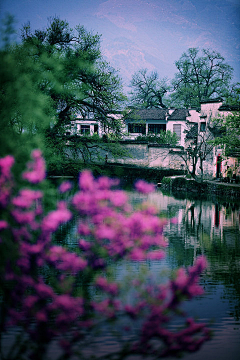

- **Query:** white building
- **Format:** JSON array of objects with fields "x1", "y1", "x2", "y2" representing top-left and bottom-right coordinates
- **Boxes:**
[{"x1": 65, "y1": 100, "x2": 239, "y2": 180}]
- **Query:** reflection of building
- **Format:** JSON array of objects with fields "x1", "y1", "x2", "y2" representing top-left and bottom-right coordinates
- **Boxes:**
[{"x1": 145, "y1": 191, "x2": 240, "y2": 245}]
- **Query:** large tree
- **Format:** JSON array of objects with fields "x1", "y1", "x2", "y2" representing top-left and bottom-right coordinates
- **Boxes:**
[
  {"x1": 1, "y1": 17, "x2": 127, "y2": 166},
  {"x1": 171, "y1": 48, "x2": 233, "y2": 108},
  {"x1": 128, "y1": 68, "x2": 169, "y2": 109},
  {"x1": 0, "y1": 17, "x2": 54, "y2": 170},
  {"x1": 212, "y1": 85, "x2": 240, "y2": 162}
]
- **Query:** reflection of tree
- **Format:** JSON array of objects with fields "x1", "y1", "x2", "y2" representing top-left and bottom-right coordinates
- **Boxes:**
[
  {"x1": 164, "y1": 195, "x2": 240, "y2": 321},
  {"x1": 203, "y1": 234, "x2": 240, "y2": 321}
]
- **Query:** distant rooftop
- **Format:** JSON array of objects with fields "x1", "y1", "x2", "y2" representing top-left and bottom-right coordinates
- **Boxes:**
[
  {"x1": 167, "y1": 109, "x2": 190, "y2": 120},
  {"x1": 127, "y1": 108, "x2": 168, "y2": 120},
  {"x1": 200, "y1": 98, "x2": 223, "y2": 104},
  {"x1": 218, "y1": 104, "x2": 240, "y2": 111}
]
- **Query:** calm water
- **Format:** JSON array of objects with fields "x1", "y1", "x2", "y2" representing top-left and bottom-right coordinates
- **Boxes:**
[
  {"x1": 127, "y1": 189, "x2": 240, "y2": 360},
  {"x1": 64, "y1": 188, "x2": 240, "y2": 359},
  {"x1": 2, "y1": 189, "x2": 240, "y2": 359}
]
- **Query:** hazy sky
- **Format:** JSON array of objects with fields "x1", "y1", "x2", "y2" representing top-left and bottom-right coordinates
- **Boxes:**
[{"x1": 1, "y1": 0, "x2": 240, "y2": 89}]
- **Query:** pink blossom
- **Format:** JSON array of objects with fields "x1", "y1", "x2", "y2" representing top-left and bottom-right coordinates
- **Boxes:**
[
  {"x1": 22, "y1": 149, "x2": 45, "y2": 184},
  {"x1": 36, "y1": 310, "x2": 48, "y2": 322},
  {"x1": 23, "y1": 295, "x2": 38, "y2": 309},
  {"x1": 12, "y1": 189, "x2": 42, "y2": 208},
  {"x1": 59, "y1": 181, "x2": 72, "y2": 193},
  {"x1": 0, "y1": 155, "x2": 15, "y2": 177},
  {"x1": 0, "y1": 220, "x2": 8, "y2": 230},
  {"x1": 53, "y1": 294, "x2": 83, "y2": 313},
  {"x1": 95, "y1": 276, "x2": 119, "y2": 295},
  {"x1": 72, "y1": 192, "x2": 96, "y2": 214},
  {"x1": 110, "y1": 190, "x2": 128, "y2": 207},
  {"x1": 129, "y1": 248, "x2": 146, "y2": 261},
  {"x1": 20, "y1": 242, "x2": 44, "y2": 256},
  {"x1": 47, "y1": 245, "x2": 65, "y2": 262},
  {"x1": 188, "y1": 284, "x2": 204, "y2": 297},
  {"x1": 95, "y1": 224, "x2": 116, "y2": 240},
  {"x1": 92, "y1": 299, "x2": 111, "y2": 314},
  {"x1": 170, "y1": 217, "x2": 178, "y2": 224},
  {"x1": 57, "y1": 253, "x2": 87, "y2": 272},
  {"x1": 96, "y1": 176, "x2": 114, "y2": 189},
  {"x1": 78, "y1": 239, "x2": 92, "y2": 251},
  {"x1": 11, "y1": 209, "x2": 35, "y2": 225},
  {"x1": 35, "y1": 283, "x2": 54, "y2": 299},
  {"x1": 41, "y1": 201, "x2": 72, "y2": 233},
  {"x1": 191, "y1": 255, "x2": 208, "y2": 274},
  {"x1": 0, "y1": 155, "x2": 211, "y2": 358},
  {"x1": 78, "y1": 170, "x2": 94, "y2": 191},
  {"x1": 47, "y1": 246, "x2": 87, "y2": 272},
  {"x1": 0, "y1": 155, "x2": 14, "y2": 207},
  {"x1": 135, "y1": 180, "x2": 155, "y2": 194},
  {"x1": 175, "y1": 268, "x2": 188, "y2": 288},
  {"x1": 78, "y1": 222, "x2": 91, "y2": 236},
  {"x1": 146, "y1": 250, "x2": 165, "y2": 260}
]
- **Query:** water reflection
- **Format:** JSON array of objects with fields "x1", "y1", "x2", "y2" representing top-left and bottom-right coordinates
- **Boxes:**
[
  {"x1": 60, "y1": 189, "x2": 240, "y2": 359},
  {"x1": 135, "y1": 189, "x2": 240, "y2": 360}
]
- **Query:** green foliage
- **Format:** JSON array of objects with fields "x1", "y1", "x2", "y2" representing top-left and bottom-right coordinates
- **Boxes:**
[
  {"x1": 128, "y1": 68, "x2": 170, "y2": 109},
  {"x1": 0, "y1": 16, "x2": 127, "y2": 169},
  {"x1": 212, "y1": 86, "x2": 240, "y2": 159},
  {"x1": 161, "y1": 176, "x2": 172, "y2": 184},
  {"x1": 0, "y1": 22, "x2": 55, "y2": 170},
  {"x1": 213, "y1": 111, "x2": 240, "y2": 159},
  {"x1": 136, "y1": 130, "x2": 178, "y2": 145},
  {"x1": 171, "y1": 48, "x2": 233, "y2": 108},
  {"x1": 224, "y1": 83, "x2": 240, "y2": 106}
]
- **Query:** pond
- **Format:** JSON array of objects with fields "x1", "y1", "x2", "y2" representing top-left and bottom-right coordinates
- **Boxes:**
[
  {"x1": 2, "y1": 187, "x2": 240, "y2": 360},
  {"x1": 60, "y1": 187, "x2": 240, "y2": 359},
  {"x1": 127, "y1": 189, "x2": 240, "y2": 360}
]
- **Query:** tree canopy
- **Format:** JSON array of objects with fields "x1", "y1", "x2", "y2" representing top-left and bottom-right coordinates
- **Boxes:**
[
  {"x1": 0, "y1": 16, "x2": 126, "y2": 166},
  {"x1": 171, "y1": 48, "x2": 233, "y2": 108},
  {"x1": 128, "y1": 69, "x2": 169, "y2": 109}
]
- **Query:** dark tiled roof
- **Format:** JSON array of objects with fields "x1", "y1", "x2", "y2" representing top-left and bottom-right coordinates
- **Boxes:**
[
  {"x1": 218, "y1": 104, "x2": 240, "y2": 111},
  {"x1": 167, "y1": 109, "x2": 190, "y2": 120},
  {"x1": 127, "y1": 108, "x2": 168, "y2": 120},
  {"x1": 200, "y1": 98, "x2": 223, "y2": 104}
]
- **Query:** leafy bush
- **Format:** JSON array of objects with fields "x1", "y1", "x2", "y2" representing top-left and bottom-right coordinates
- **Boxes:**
[
  {"x1": 0, "y1": 150, "x2": 211, "y2": 359},
  {"x1": 161, "y1": 176, "x2": 172, "y2": 184},
  {"x1": 171, "y1": 177, "x2": 187, "y2": 188},
  {"x1": 136, "y1": 130, "x2": 178, "y2": 146}
]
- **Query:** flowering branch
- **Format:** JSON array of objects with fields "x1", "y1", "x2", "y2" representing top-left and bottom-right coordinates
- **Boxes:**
[{"x1": 0, "y1": 150, "x2": 211, "y2": 359}]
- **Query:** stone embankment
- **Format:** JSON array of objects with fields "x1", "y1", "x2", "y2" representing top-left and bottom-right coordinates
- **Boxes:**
[{"x1": 160, "y1": 176, "x2": 240, "y2": 199}]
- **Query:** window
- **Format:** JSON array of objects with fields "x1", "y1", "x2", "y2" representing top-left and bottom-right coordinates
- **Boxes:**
[
  {"x1": 81, "y1": 125, "x2": 90, "y2": 135},
  {"x1": 173, "y1": 124, "x2": 181, "y2": 142},
  {"x1": 148, "y1": 124, "x2": 166, "y2": 134},
  {"x1": 128, "y1": 123, "x2": 146, "y2": 135},
  {"x1": 94, "y1": 124, "x2": 99, "y2": 134},
  {"x1": 200, "y1": 122, "x2": 206, "y2": 132}
]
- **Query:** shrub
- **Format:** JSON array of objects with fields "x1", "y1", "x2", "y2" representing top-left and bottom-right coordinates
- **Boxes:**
[
  {"x1": 0, "y1": 150, "x2": 211, "y2": 359},
  {"x1": 171, "y1": 177, "x2": 187, "y2": 188},
  {"x1": 161, "y1": 176, "x2": 172, "y2": 184}
]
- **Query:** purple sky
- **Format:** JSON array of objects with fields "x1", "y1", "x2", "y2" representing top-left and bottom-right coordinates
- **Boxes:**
[{"x1": 1, "y1": 0, "x2": 240, "y2": 89}]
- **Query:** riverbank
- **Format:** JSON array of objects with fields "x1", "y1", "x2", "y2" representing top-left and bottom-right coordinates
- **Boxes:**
[
  {"x1": 47, "y1": 161, "x2": 185, "y2": 187},
  {"x1": 47, "y1": 161, "x2": 240, "y2": 199},
  {"x1": 160, "y1": 176, "x2": 240, "y2": 200}
]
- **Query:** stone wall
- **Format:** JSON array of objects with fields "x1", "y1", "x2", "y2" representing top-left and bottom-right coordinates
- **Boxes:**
[{"x1": 66, "y1": 141, "x2": 215, "y2": 178}]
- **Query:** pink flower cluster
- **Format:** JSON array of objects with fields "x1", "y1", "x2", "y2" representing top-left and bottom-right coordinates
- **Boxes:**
[
  {"x1": 0, "y1": 150, "x2": 211, "y2": 359},
  {"x1": 22, "y1": 149, "x2": 46, "y2": 184},
  {"x1": 0, "y1": 155, "x2": 14, "y2": 207},
  {"x1": 135, "y1": 179, "x2": 155, "y2": 194}
]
